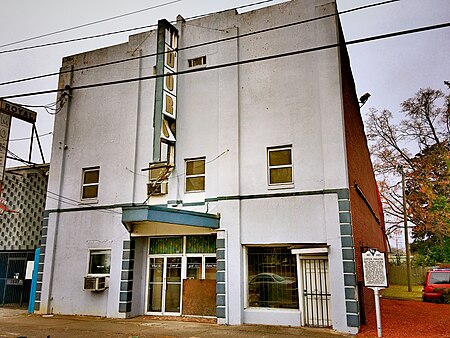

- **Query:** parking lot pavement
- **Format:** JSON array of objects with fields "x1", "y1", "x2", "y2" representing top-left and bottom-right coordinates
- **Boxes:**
[{"x1": 0, "y1": 308, "x2": 353, "y2": 338}]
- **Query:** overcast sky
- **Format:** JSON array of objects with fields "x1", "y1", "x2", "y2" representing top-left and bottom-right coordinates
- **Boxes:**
[{"x1": 0, "y1": 0, "x2": 449, "y2": 168}]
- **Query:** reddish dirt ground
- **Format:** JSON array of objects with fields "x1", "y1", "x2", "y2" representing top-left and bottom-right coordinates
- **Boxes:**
[{"x1": 358, "y1": 298, "x2": 449, "y2": 338}]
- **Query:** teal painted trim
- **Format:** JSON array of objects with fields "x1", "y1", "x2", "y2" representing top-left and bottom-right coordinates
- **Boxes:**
[
  {"x1": 347, "y1": 314, "x2": 360, "y2": 327},
  {"x1": 205, "y1": 188, "x2": 347, "y2": 202},
  {"x1": 336, "y1": 189, "x2": 360, "y2": 328},
  {"x1": 122, "y1": 205, "x2": 220, "y2": 229},
  {"x1": 45, "y1": 203, "x2": 135, "y2": 214},
  {"x1": 46, "y1": 188, "x2": 350, "y2": 214},
  {"x1": 182, "y1": 202, "x2": 206, "y2": 207},
  {"x1": 28, "y1": 247, "x2": 40, "y2": 314},
  {"x1": 167, "y1": 200, "x2": 183, "y2": 205},
  {"x1": 152, "y1": 20, "x2": 166, "y2": 162}
]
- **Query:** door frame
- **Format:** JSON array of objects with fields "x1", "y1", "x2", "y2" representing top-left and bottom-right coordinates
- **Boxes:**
[
  {"x1": 297, "y1": 255, "x2": 332, "y2": 328},
  {"x1": 145, "y1": 255, "x2": 183, "y2": 316}
]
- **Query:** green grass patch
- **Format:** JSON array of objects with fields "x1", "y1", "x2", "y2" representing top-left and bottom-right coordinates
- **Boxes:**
[{"x1": 381, "y1": 284, "x2": 423, "y2": 301}]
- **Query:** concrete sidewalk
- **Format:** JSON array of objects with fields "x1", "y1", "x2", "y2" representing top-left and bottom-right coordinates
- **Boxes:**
[{"x1": 0, "y1": 307, "x2": 354, "y2": 338}]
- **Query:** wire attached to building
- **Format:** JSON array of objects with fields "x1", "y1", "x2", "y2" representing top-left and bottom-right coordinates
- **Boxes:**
[
  {"x1": 0, "y1": 0, "x2": 184, "y2": 50},
  {"x1": 1, "y1": 165, "x2": 122, "y2": 216},
  {"x1": 0, "y1": 0, "x2": 281, "y2": 56},
  {"x1": 2, "y1": 20, "x2": 448, "y2": 101},
  {"x1": 0, "y1": 0, "x2": 400, "y2": 87}
]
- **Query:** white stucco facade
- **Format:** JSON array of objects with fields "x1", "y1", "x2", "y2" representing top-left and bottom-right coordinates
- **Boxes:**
[{"x1": 37, "y1": 0, "x2": 362, "y2": 334}]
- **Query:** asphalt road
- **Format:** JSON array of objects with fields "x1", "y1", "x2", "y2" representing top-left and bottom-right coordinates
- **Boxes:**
[{"x1": 0, "y1": 307, "x2": 352, "y2": 338}]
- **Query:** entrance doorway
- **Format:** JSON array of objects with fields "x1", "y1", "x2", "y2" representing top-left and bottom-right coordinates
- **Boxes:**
[
  {"x1": 0, "y1": 251, "x2": 34, "y2": 307},
  {"x1": 146, "y1": 235, "x2": 217, "y2": 316},
  {"x1": 147, "y1": 256, "x2": 182, "y2": 314},
  {"x1": 300, "y1": 257, "x2": 332, "y2": 327}
]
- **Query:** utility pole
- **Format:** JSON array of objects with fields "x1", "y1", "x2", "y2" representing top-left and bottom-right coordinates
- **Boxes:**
[{"x1": 401, "y1": 169, "x2": 412, "y2": 292}]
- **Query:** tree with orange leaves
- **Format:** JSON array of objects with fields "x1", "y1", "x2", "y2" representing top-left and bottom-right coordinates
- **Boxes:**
[{"x1": 366, "y1": 83, "x2": 450, "y2": 264}]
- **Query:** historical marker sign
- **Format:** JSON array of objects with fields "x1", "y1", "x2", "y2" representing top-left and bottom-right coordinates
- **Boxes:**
[
  {"x1": 362, "y1": 249, "x2": 388, "y2": 288},
  {"x1": 0, "y1": 99, "x2": 37, "y2": 124}
]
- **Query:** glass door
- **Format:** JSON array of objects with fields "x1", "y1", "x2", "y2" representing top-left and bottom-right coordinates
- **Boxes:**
[
  {"x1": 147, "y1": 256, "x2": 182, "y2": 314},
  {"x1": 165, "y1": 257, "x2": 182, "y2": 313}
]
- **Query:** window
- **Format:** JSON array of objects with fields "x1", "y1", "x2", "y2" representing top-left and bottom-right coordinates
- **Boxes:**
[
  {"x1": 81, "y1": 167, "x2": 100, "y2": 199},
  {"x1": 185, "y1": 158, "x2": 205, "y2": 192},
  {"x1": 88, "y1": 249, "x2": 111, "y2": 275},
  {"x1": 188, "y1": 56, "x2": 206, "y2": 68},
  {"x1": 186, "y1": 256, "x2": 216, "y2": 280},
  {"x1": 247, "y1": 247, "x2": 299, "y2": 309},
  {"x1": 267, "y1": 146, "x2": 293, "y2": 185}
]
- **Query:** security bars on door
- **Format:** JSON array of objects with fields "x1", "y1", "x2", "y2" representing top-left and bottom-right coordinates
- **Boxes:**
[{"x1": 301, "y1": 258, "x2": 332, "y2": 327}]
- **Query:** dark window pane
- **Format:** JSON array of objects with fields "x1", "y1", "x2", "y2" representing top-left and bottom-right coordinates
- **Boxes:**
[
  {"x1": 269, "y1": 149, "x2": 291, "y2": 166},
  {"x1": 186, "y1": 177, "x2": 205, "y2": 192},
  {"x1": 186, "y1": 160, "x2": 205, "y2": 175},
  {"x1": 187, "y1": 257, "x2": 202, "y2": 279},
  {"x1": 205, "y1": 257, "x2": 217, "y2": 280},
  {"x1": 269, "y1": 168, "x2": 292, "y2": 184},
  {"x1": 89, "y1": 251, "x2": 111, "y2": 274},
  {"x1": 82, "y1": 185, "x2": 98, "y2": 199},
  {"x1": 84, "y1": 170, "x2": 99, "y2": 184}
]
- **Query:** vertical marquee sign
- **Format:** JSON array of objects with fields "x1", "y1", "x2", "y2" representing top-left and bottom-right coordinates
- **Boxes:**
[
  {"x1": 153, "y1": 19, "x2": 178, "y2": 166},
  {"x1": 0, "y1": 113, "x2": 11, "y2": 182},
  {"x1": 0, "y1": 99, "x2": 37, "y2": 182}
]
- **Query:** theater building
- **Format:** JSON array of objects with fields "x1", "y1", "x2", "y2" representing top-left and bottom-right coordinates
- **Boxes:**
[{"x1": 36, "y1": 0, "x2": 387, "y2": 334}]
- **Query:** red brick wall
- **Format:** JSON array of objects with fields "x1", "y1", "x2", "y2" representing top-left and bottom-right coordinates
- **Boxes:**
[{"x1": 339, "y1": 29, "x2": 388, "y2": 319}]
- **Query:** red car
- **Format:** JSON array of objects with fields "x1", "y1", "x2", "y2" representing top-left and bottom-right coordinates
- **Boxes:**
[{"x1": 422, "y1": 268, "x2": 450, "y2": 302}]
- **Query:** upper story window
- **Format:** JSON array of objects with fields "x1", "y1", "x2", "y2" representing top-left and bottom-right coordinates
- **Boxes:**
[
  {"x1": 88, "y1": 249, "x2": 111, "y2": 275},
  {"x1": 185, "y1": 158, "x2": 205, "y2": 192},
  {"x1": 81, "y1": 167, "x2": 100, "y2": 200},
  {"x1": 188, "y1": 56, "x2": 206, "y2": 68},
  {"x1": 267, "y1": 146, "x2": 293, "y2": 185}
]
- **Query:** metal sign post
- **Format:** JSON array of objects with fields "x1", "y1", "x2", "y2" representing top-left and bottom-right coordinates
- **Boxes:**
[{"x1": 362, "y1": 249, "x2": 388, "y2": 338}]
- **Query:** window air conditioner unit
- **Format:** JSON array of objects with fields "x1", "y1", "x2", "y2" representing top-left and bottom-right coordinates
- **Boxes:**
[
  {"x1": 84, "y1": 276, "x2": 107, "y2": 291},
  {"x1": 147, "y1": 181, "x2": 168, "y2": 195}
]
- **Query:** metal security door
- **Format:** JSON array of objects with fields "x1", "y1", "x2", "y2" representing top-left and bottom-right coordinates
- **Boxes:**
[
  {"x1": 147, "y1": 256, "x2": 182, "y2": 314},
  {"x1": 301, "y1": 258, "x2": 332, "y2": 327},
  {"x1": 0, "y1": 252, "x2": 33, "y2": 306}
]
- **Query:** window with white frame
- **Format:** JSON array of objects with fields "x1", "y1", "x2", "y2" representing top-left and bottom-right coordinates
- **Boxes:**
[
  {"x1": 267, "y1": 146, "x2": 293, "y2": 185},
  {"x1": 186, "y1": 256, "x2": 216, "y2": 280},
  {"x1": 81, "y1": 167, "x2": 100, "y2": 199},
  {"x1": 185, "y1": 158, "x2": 205, "y2": 192},
  {"x1": 88, "y1": 249, "x2": 111, "y2": 275}
]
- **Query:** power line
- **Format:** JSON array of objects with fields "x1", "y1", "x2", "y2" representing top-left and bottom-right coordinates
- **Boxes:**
[
  {"x1": 0, "y1": 0, "x2": 400, "y2": 87},
  {"x1": 9, "y1": 132, "x2": 52, "y2": 142},
  {"x1": 0, "y1": 0, "x2": 279, "y2": 55},
  {"x1": 3, "y1": 162, "x2": 121, "y2": 215},
  {"x1": 2, "y1": 20, "x2": 449, "y2": 101},
  {"x1": 0, "y1": 0, "x2": 184, "y2": 49}
]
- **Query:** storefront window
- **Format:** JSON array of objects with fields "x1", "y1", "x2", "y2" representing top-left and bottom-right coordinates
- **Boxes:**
[{"x1": 247, "y1": 247, "x2": 299, "y2": 308}]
